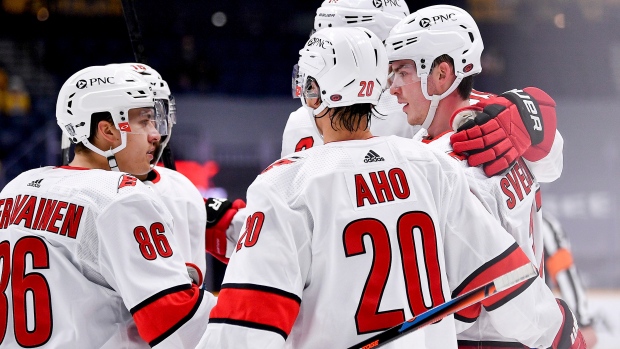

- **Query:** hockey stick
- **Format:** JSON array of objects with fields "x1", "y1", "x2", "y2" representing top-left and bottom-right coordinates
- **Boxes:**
[
  {"x1": 120, "y1": 0, "x2": 177, "y2": 170},
  {"x1": 347, "y1": 263, "x2": 538, "y2": 349}
]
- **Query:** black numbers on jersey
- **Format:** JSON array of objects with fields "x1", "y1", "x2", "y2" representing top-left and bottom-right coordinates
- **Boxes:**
[
  {"x1": 133, "y1": 222, "x2": 173, "y2": 260},
  {"x1": 342, "y1": 211, "x2": 445, "y2": 334},
  {"x1": 236, "y1": 212, "x2": 265, "y2": 252},
  {"x1": 0, "y1": 237, "x2": 53, "y2": 347}
]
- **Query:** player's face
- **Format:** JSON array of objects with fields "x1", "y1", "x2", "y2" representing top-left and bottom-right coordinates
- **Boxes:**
[
  {"x1": 389, "y1": 60, "x2": 432, "y2": 126},
  {"x1": 115, "y1": 107, "x2": 161, "y2": 175},
  {"x1": 303, "y1": 77, "x2": 321, "y2": 109}
]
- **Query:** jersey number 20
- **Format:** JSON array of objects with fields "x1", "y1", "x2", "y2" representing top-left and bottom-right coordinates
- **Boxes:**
[{"x1": 343, "y1": 211, "x2": 445, "y2": 334}]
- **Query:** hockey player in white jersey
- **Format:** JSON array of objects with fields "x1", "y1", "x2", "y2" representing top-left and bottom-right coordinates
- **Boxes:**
[
  {"x1": 199, "y1": 27, "x2": 578, "y2": 349},
  {"x1": 281, "y1": 0, "x2": 417, "y2": 158},
  {"x1": 0, "y1": 65, "x2": 216, "y2": 348},
  {"x1": 385, "y1": 5, "x2": 584, "y2": 348},
  {"x1": 108, "y1": 62, "x2": 208, "y2": 284},
  {"x1": 109, "y1": 63, "x2": 248, "y2": 270}
]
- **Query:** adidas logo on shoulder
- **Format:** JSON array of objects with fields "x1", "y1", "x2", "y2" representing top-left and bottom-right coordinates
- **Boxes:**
[
  {"x1": 364, "y1": 150, "x2": 385, "y2": 163},
  {"x1": 27, "y1": 179, "x2": 44, "y2": 188}
]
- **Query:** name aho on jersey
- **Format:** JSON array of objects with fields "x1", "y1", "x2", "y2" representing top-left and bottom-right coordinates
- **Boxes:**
[{"x1": 351, "y1": 167, "x2": 411, "y2": 208}]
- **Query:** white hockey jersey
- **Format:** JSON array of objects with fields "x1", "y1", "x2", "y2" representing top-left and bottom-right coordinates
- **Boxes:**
[
  {"x1": 280, "y1": 90, "x2": 417, "y2": 158},
  {"x1": 199, "y1": 136, "x2": 561, "y2": 349},
  {"x1": 420, "y1": 131, "x2": 554, "y2": 345},
  {"x1": 0, "y1": 166, "x2": 216, "y2": 348},
  {"x1": 142, "y1": 166, "x2": 207, "y2": 283}
]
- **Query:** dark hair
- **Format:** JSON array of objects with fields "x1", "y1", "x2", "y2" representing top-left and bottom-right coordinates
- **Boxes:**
[
  {"x1": 326, "y1": 103, "x2": 378, "y2": 133},
  {"x1": 74, "y1": 112, "x2": 114, "y2": 154},
  {"x1": 431, "y1": 54, "x2": 474, "y2": 100}
]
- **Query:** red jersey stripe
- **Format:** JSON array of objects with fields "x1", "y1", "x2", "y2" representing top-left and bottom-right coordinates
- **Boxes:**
[
  {"x1": 210, "y1": 285, "x2": 301, "y2": 338},
  {"x1": 132, "y1": 284, "x2": 203, "y2": 345},
  {"x1": 453, "y1": 243, "x2": 532, "y2": 318}
]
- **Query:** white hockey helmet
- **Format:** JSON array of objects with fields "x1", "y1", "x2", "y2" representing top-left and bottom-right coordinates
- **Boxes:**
[
  {"x1": 107, "y1": 63, "x2": 177, "y2": 165},
  {"x1": 294, "y1": 27, "x2": 388, "y2": 115},
  {"x1": 56, "y1": 64, "x2": 158, "y2": 168},
  {"x1": 384, "y1": 5, "x2": 483, "y2": 128},
  {"x1": 314, "y1": 0, "x2": 410, "y2": 41}
]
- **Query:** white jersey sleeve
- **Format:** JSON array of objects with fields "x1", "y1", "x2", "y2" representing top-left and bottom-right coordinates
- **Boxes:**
[
  {"x1": 525, "y1": 129, "x2": 564, "y2": 183},
  {"x1": 280, "y1": 106, "x2": 323, "y2": 158},
  {"x1": 143, "y1": 166, "x2": 207, "y2": 283},
  {"x1": 0, "y1": 167, "x2": 215, "y2": 348},
  {"x1": 199, "y1": 136, "x2": 561, "y2": 349}
]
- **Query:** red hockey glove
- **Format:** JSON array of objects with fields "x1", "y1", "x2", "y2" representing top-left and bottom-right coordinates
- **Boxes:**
[
  {"x1": 552, "y1": 298, "x2": 587, "y2": 349},
  {"x1": 205, "y1": 198, "x2": 246, "y2": 264},
  {"x1": 450, "y1": 87, "x2": 556, "y2": 176}
]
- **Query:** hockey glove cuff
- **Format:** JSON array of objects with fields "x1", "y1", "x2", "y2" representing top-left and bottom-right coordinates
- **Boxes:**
[
  {"x1": 205, "y1": 198, "x2": 246, "y2": 264},
  {"x1": 551, "y1": 298, "x2": 587, "y2": 349}
]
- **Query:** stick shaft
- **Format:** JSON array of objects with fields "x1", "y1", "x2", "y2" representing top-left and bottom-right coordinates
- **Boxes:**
[{"x1": 348, "y1": 263, "x2": 536, "y2": 349}]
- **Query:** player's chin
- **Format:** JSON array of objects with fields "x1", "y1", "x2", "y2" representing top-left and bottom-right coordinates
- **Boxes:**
[
  {"x1": 134, "y1": 157, "x2": 154, "y2": 175},
  {"x1": 401, "y1": 102, "x2": 409, "y2": 112}
]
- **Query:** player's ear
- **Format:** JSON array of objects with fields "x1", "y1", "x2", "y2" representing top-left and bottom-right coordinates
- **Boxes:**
[
  {"x1": 436, "y1": 61, "x2": 452, "y2": 81},
  {"x1": 433, "y1": 61, "x2": 454, "y2": 93},
  {"x1": 96, "y1": 120, "x2": 120, "y2": 145}
]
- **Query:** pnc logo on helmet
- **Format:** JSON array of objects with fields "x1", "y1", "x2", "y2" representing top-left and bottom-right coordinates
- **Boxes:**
[
  {"x1": 76, "y1": 77, "x2": 114, "y2": 89},
  {"x1": 419, "y1": 18, "x2": 431, "y2": 28},
  {"x1": 375, "y1": 0, "x2": 401, "y2": 7},
  {"x1": 307, "y1": 37, "x2": 333, "y2": 49}
]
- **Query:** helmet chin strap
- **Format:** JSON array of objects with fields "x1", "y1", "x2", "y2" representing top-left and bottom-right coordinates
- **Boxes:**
[
  {"x1": 419, "y1": 72, "x2": 465, "y2": 133},
  {"x1": 306, "y1": 102, "x2": 328, "y2": 139},
  {"x1": 421, "y1": 95, "x2": 441, "y2": 130},
  {"x1": 81, "y1": 132, "x2": 128, "y2": 172},
  {"x1": 312, "y1": 102, "x2": 328, "y2": 116}
]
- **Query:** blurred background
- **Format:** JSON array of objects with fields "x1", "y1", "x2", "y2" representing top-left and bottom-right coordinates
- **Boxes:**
[{"x1": 0, "y1": 0, "x2": 619, "y2": 344}]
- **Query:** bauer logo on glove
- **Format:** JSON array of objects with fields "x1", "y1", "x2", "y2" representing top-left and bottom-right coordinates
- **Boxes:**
[{"x1": 449, "y1": 87, "x2": 556, "y2": 177}]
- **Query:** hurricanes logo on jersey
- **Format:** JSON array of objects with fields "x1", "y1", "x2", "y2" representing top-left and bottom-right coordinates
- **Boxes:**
[
  {"x1": 117, "y1": 174, "x2": 138, "y2": 191},
  {"x1": 261, "y1": 156, "x2": 302, "y2": 174}
]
